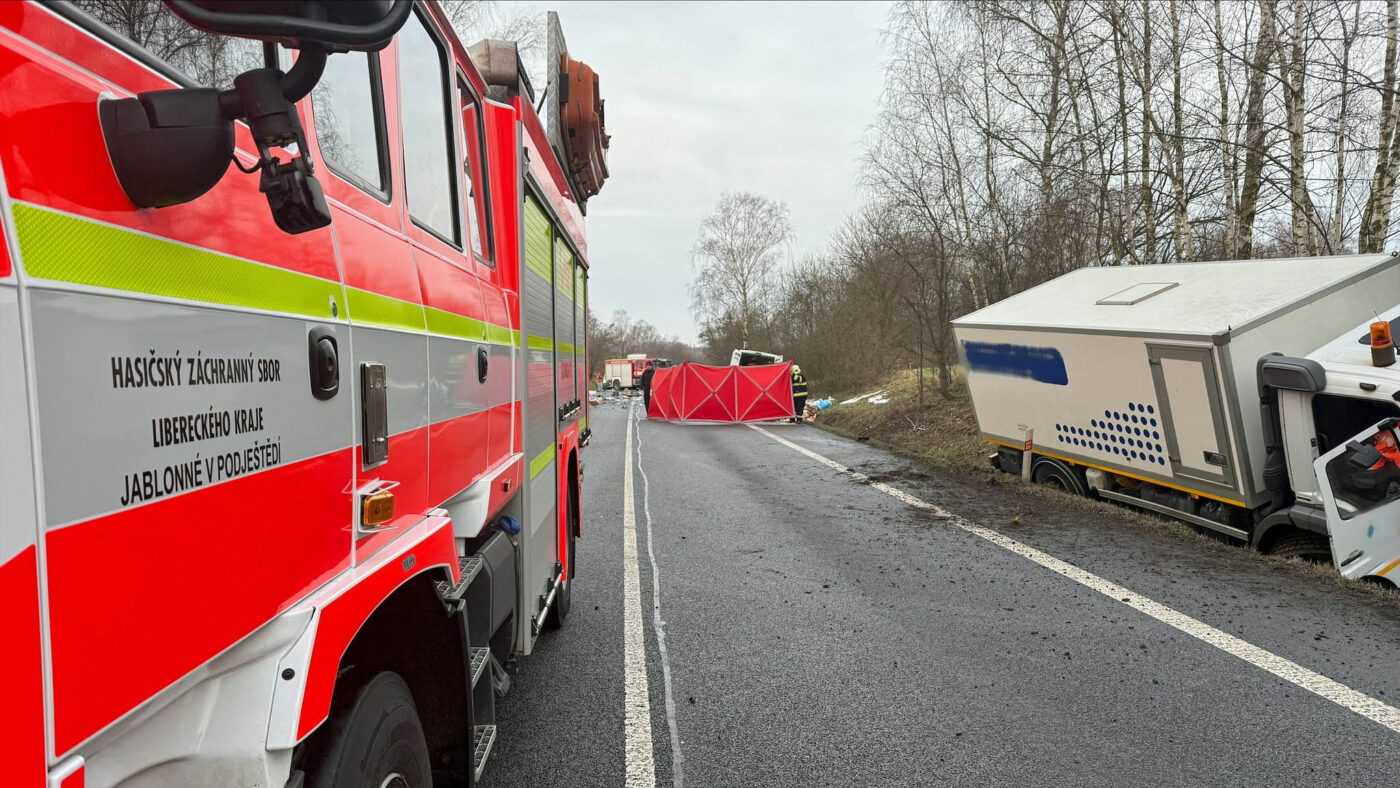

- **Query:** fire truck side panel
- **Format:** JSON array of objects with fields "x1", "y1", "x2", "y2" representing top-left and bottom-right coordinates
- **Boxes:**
[
  {"x1": 0, "y1": 235, "x2": 46, "y2": 784},
  {"x1": 576, "y1": 264, "x2": 588, "y2": 435},
  {"x1": 25, "y1": 254, "x2": 357, "y2": 757},
  {"x1": 291, "y1": 516, "x2": 459, "y2": 741},
  {"x1": 555, "y1": 237, "x2": 576, "y2": 413},
  {"x1": 0, "y1": 1, "x2": 347, "y2": 760},
  {"x1": 521, "y1": 97, "x2": 585, "y2": 258},
  {"x1": 484, "y1": 100, "x2": 523, "y2": 469},
  {"x1": 553, "y1": 237, "x2": 579, "y2": 572},
  {"x1": 1, "y1": 1, "x2": 597, "y2": 782},
  {"x1": 519, "y1": 192, "x2": 560, "y2": 653}
]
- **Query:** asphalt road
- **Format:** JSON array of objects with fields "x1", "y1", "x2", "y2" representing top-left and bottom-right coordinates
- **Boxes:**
[{"x1": 485, "y1": 400, "x2": 1400, "y2": 788}]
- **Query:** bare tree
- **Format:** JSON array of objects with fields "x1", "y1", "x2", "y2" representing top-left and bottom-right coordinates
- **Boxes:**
[
  {"x1": 1362, "y1": 0, "x2": 1400, "y2": 253},
  {"x1": 689, "y1": 192, "x2": 792, "y2": 348},
  {"x1": 1234, "y1": 0, "x2": 1278, "y2": 259}
]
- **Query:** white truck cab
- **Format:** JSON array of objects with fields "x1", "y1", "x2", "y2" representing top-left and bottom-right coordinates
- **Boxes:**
[{"x1": 1272, "y1": 311, "x2": 1400, "y2": 582}]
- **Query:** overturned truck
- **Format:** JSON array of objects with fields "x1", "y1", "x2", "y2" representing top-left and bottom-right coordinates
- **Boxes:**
[{"x1": 955, "y1": 255, "x2": 1400, "y2": 585}]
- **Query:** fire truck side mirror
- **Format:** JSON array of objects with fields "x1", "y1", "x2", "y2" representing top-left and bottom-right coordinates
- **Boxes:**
[
  {"x1": 98, "y1": 1, "x2": 413, "y2": 233},
  {"x1": 99, "y1": 88, "x2": 234, "y2": 210},
  {"x1": 165, "y1": 0, "x2": 413, "y2": 54}
]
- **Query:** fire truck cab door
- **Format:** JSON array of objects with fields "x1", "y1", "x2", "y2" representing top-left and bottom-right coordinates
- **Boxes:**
[{"x1": 1313, "y1": 418, "x2": 1400, "y2": 582}]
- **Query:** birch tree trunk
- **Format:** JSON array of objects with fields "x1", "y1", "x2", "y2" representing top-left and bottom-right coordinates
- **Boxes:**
[
  {"x1": 1110, "y1": 0, "x2": 1135, "y2": 263},
  {"x1": 1360, "y1": 0, "x2": 1398, "y2": 253},
  {"x1": 1215, "y1": 0, "x2": 1238, "y2": 257},
  {"x1": 1283, "y1": 0, "x2": 1316, "y2": 255},
  {"x1": 1170, "y1": 0, "x2": 1192, "y2": 261},
  {"x1": 1235, "y1": 0, "x2": 1277, "y2": 260},
  {"x1": 1331, "y1": 0, "x2": 1359, "y2": 254},
  {"x1": 1140, "y1": 0, "x2": 1156, "y2": 264}
]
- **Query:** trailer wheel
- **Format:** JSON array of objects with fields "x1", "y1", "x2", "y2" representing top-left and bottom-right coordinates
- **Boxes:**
[
  {"x1": 1031, "y1": 457, "x2": 1088, "y2": 497},
  {"x1": 299, "y1": 672, "x2": 431, "y2": 788},
  {"x1": 1265, "y1": 532, "x2": 1332, "y2": 563},
  {"x1": 547, "y1": 483, "x2": 578, "y2": 629}
]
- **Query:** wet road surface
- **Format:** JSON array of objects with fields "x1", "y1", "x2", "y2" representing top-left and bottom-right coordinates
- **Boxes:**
[{"x1": 486, "y1": 402, "x2": 1400, "y2": 787}]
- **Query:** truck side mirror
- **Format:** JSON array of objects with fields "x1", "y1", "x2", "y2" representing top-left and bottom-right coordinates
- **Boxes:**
[
  {"x1": 99, "y1": 0, "x2": 412, "y2": 234},
  {"x1": 166, "y1": 1, "x2": 412, "y2": 53},
  {"x1": 1257, "y1": 354, "x2": 1326, "y2": 393}
]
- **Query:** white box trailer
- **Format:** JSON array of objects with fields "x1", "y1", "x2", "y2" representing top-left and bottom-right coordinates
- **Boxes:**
[
  {"x1": 604, "y1": 359, "x2": 636, "y2": 389},
  {"x1": 953, "y1": 254, "x2": 1400, "y2": 541}
]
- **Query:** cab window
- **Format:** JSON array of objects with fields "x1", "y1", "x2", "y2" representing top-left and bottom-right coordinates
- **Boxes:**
[
  {"x1": 72, "y1": 0, "x2": 261, "y2": 86},
  {"x1": 458, "y1": 78, "x2": 494, "y2": 264},
  {"x1": 1312, "y1": 394, "x2": 1400, "y2": 455},
  {"x1": 1324, "y1": 424, "x2": 1400, "y2": 520},
  {"x1": 399, "y1": 12, "x2": 459, "y2": 244},
  {"x1": 311, "y1": 53, "x2": 389, "y2": 198}
]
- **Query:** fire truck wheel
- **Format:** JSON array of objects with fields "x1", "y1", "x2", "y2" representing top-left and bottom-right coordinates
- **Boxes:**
[{"x1": 300, "y1": 671, "x2": 432, "y2": 788}]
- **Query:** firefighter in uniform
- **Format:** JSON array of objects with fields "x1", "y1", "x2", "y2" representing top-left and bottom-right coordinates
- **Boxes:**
[
  {"x1": 791, "y1": 363, "x2": 808, "y2": 423},
  {"x1": 640, "y1": 361, "x2": 656, "y2": 413}
]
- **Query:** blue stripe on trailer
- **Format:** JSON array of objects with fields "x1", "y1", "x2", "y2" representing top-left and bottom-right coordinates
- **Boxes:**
[{"x1": 963, "y1": 341, "x2": 1069, "y2": 385}]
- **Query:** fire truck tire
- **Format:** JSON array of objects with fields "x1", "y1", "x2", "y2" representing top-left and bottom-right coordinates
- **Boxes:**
[{"x1": 300, "y1": 671, "x2": 432, "y2": 788}]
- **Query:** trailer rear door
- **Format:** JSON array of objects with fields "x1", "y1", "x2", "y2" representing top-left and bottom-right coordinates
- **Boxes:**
[{"x1": 1148, "y1": 345, "x2": 1236, "y2": 488}]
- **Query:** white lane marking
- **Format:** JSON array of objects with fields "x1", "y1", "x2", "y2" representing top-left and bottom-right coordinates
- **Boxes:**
[
  {"x1": 634, "y1": 408, "x2": 686, "y2": 787},
  {"x1": 750, "y1": 424, "x2": 1400, "y2": 735},
  {"x1": 623, "y1": 405, "x2": 657, "y2": 786}
]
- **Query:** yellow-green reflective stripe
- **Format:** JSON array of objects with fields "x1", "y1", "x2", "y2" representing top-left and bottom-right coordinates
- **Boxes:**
[
  {"x1": 486, "y1": 323, "x2": 514, "y2": 346},
  {"x1": 14, "y1": 203, "x2": 525, "y2": 346},
  {"x1": 522, "y1": 337, "x2": 582, "y2": 354},
  {"x1": 347, "y1": 286, "x2": 424, "y2": 331},
  {"x1": 529, "y1": 445, "x2": 554, "y2": 478},
  {"x1": 425, "y1": 306, "x2": 485, "y2": 341},
  {"x1": 12, "y1": 203, "x2": 343, "y2": 318}
]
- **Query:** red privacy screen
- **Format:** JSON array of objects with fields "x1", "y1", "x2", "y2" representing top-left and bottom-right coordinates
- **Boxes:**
[{"x1": 647, "y1": 362, "x2": 794, "y2": 422}]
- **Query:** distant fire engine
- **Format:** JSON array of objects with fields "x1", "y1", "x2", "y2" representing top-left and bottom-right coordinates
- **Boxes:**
[
  {"x1": 603, "y1": 354, "x2": 670, "y2": 390},
  {"x1": 0, "y1": 1, "x2": 608, "y2": 785}
]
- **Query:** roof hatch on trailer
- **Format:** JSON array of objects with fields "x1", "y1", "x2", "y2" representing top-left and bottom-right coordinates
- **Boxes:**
[{"x1": 1096, "y1": 281, "x2": 1179, "y2": 306}]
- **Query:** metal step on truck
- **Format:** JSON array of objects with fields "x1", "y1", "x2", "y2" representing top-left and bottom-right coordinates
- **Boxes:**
[{"x1": 955, "y1": 254, "x2": 1400, "y2": 586}]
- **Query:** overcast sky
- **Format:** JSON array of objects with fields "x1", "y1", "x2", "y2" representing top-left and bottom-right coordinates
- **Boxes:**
[{"x1": 507, "y1": 1, "x2": 892, "y2": 343}]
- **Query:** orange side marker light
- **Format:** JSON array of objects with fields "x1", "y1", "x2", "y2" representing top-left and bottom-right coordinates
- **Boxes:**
[{"x1": 361, "y1": 490, "x2": 396, "y2": 527}]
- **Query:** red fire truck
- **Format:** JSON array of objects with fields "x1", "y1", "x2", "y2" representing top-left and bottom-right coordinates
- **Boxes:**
[
  {"x1": 603, "y1": 356, "x2": 669, "y2": 390},
  {"x1": 0, "y1": 1, "x2": 608, "y2": 785}
]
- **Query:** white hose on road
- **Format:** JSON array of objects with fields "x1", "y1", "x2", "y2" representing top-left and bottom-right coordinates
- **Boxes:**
[{"x1": 635, "y1": 406, "x2": 686, "y2": 788}]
